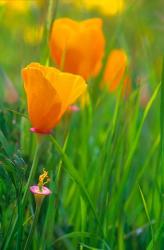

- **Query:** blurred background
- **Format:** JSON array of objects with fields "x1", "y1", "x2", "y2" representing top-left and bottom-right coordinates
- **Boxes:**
[{"x1": 0, "y1": 0, "x2": 163, "y2": 93}]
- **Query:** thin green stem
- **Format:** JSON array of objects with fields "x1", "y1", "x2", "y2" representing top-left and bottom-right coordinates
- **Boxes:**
[
  {"x1": 22, "y1": 141, "x2": 40, "y2": 207},
  {"x1": 44, "y1": 0, "x2": 59, "y2": 66},
  {"x1": 46, "y1": 0, "x2": 59, "y2": 37},
  {"x1": 24, "y1": 202, "x2": 42, "y2": 250}
]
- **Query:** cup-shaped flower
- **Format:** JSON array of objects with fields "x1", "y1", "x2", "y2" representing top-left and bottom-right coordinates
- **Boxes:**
[
  {"x1": 103, "y1": 49, "x2": 130, "y2": 93},
  {"x1": 30, "y1": 185, "x2": 51, "y2": 196},
  {"x1": 49, "y1": 18, "x2": 105, "y2": 80},
  {"x1": 22, "y1": 63, "x2": 87, "y2": 134},
  {"x1": 30, "y1": 169, "x2": 51, "y2": 204}
]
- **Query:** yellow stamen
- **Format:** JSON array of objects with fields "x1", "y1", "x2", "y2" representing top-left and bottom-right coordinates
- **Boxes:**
[{"x1": 38, "y1": 169, "x2": 50, "y2": 192}]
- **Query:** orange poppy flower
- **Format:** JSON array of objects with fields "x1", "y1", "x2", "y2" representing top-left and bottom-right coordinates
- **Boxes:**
[
  {"x1": 103, "y1": 49, "x2": 130, "y2": 92},
  {"x1": 22, "y1": 63, "x2": 87, "y2": 134},
  {"x1": 49, "y1": 18, "x2": 105, "y2": 80}
]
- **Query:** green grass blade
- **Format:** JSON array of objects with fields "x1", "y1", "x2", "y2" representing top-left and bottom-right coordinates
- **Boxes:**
[
  {"x1": 160, "y1": 57, "x2": 164, "y2": 194},
  {"x1": 110, "y1": 83, "x2": 160, "y2": 220},
  {"x1": 146, "y1": 223, "x2": 164, "y2": 250},
  {"x1": 138, "y1": 185, "x2": 154, "y2": 246},
  {"x1": 54, "y1": 231, "x2": 110, "y2": 250},
  {"x1": 50, "y1": 135, "x2": 104, "y2": 236}
]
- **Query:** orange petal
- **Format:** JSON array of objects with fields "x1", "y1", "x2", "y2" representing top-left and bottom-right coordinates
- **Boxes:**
[
  {"x1": 22, "y1": 63, "x2": 87, "y2": 132},
  {"x1": 44, "y1": 66, "x2": 87, "y2": 114},
  {"x1": 82, "y1": 18, "x2": 103, "y2": 28},
  {"x1": 22, "y1": 66, "x2": 62, "y2": 132},
  {"x1": 49, "y1": 18, "x2": 105, "y2": 79},
  {"x1": 103, "y1": 49, "x2": 128, "y2": 92}
]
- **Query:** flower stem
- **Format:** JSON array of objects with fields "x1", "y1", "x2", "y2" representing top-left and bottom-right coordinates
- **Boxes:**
[
  {"x1": 24, "y1": 202, "x2": 42, "y2": 250},
  {"x1": 22, "y1": 141, "x2": 40, "y2": 207}
]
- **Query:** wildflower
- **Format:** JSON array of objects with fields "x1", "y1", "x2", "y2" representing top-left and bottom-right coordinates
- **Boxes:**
[
  {"x1": 22, "y1": 63, "x2": 87, "y2": 134},
  {"x1": 30, "y1": 169, "x2": 51, "y2": 200},
  {"x1": 103, "y1": 49, "x2": 131, "y2": 94},
  {"x1": 25, "y1": 169, "x2": 51, "y2": 250},
  {"x1": 49, "y1": 18, "x2": 105, "y2": 80}
]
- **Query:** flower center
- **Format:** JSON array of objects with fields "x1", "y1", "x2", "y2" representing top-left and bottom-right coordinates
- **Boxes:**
[{"x1": 38, "y1": 169, "x2": 50, "y2": 192}]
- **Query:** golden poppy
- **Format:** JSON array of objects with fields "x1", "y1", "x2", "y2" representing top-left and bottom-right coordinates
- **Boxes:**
[
  {"x1": 103, "y1": 49, "x2": 130, "y2": 93},
  {"x1": 49, "y1": 18, "x2": 105, "y2": 80},
  {"x1": 22, "y1": 63, "x2": 87, "y2": 134}
]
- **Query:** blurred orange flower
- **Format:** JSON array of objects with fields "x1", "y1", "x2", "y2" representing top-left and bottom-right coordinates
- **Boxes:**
[
  {"x1": 49, "y1": 18, "x2": 105, "y2": 80},
  {"x1": 103, "y1": 49, "x2": 131, "y2": 94},
  {"x1": 22, "y1": 63, "x2": 87, "y2": 134}
]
